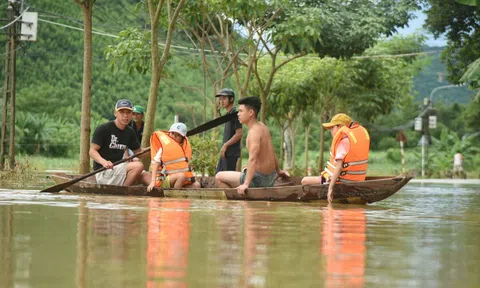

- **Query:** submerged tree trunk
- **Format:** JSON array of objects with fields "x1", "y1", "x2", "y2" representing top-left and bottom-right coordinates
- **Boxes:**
[
  {"x1": 318, "y1": 113, "x2": 326, "y2": 172},
  {"x1": 141, "y1": 0, "x2": 185, "y2": 169},
  {"x1": 259, "y1": 91, "x2": 268, "y2": 123},
  {"x1": 279, "y1": 124, "x2": 285, "y2": 169},
  {"x1": 75, "y1": 0, "x2": 94, "y2": 174},
  {"x1": 304, "y1": 124, "x2": 310, "y2": 175},
  {"x1": 284, "y1": 122, "x2": 292, "y2": 169},
  {"x1": 291, "y1": 126, "x2": 296, "y2": 169}
]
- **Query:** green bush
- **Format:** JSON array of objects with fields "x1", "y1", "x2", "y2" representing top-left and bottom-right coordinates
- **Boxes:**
[
  {"x1": 386, "y1": 148, "x2": 401, "y2": 162},
  {"x1": 190, "y1": 132, "x2": 219, "y2": 176},
  {"x1": 15, "y1": 112, "x2": 79, "y2": 157},
  {"x1": 403, "y1": 130, "x2": 421, "y2": 148},
  {"x1": 287, "y1": 165, "x2": 320, "y2": 177},
  {"x1": 377, "y1": 137, "x2": 398, "y2": 150}
]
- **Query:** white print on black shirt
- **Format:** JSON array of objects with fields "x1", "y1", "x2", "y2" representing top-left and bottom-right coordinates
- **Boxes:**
[{"x1": 109, "y1": 135, "x2": 127, "y2": 150}]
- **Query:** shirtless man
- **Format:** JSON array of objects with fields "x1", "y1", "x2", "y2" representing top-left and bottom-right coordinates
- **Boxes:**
[{"x1": 215, "y1": 96, "x2": 288, "y2": 195}]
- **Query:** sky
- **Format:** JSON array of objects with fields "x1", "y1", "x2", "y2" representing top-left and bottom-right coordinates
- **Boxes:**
[{"x1": 394, "y1": 10, "x2": 447, "y2": 47}]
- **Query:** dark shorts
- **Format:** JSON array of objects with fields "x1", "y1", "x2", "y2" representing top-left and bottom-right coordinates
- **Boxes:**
[
  {"x1": 215, "y1": 156, "x2": 239, "y2": 174},
  {"x1": 239, "y1": 168, "x2": 277, "y2": 188}
]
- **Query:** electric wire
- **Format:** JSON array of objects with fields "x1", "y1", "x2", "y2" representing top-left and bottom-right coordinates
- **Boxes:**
[{"x1": 0, "y1": 6, "x2": 29, "y2": 30}]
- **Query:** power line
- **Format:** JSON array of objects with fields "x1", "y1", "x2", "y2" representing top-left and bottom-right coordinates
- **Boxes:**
[
  {"x1": 38, "y1": 18, "x2": 119, "y2": 38},
  {"x1": 0, "y1": 42, "x2": 28, "y2": 56},
  {"x1": 37, "y1": 15, "x2": 440, "y2": 61},
  {"x1": 26, "y1": 2, "x2": 127, "y2": 32},
  {"x1": 0, "y1": 6, "x2": 29, "y2": 30}
]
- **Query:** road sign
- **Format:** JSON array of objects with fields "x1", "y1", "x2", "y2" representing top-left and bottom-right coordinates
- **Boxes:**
[
  {"x1": 429, "y1": 115, "x2": 437, "y2": 129},
  {"x1": 414, "y1": 117, "x2": 422, "y2": 131},
  {"x1": 417, "y1": 135, "x2": 430, "y2": 146},
  {"x1": 396, "y1": 131, "x2": 407, "y2": 143}
]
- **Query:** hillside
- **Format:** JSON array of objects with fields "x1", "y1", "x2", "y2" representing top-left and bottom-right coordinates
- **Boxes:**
[
  {"x1": 413, "y1": 47, "x2": 475, "y2": 104},
  {"x1": 0, "y1": 1, "x2": 215, "y2": 130}
]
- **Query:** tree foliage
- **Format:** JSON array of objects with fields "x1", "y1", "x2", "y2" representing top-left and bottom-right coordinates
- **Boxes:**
[
  {"x1": 429, "y1": 128, "x2": 480, "y2": 177},
  {"x1": 422, "y1": 0, "x2": 480, "y2": 83},
  {"x1": 275, "y1": 0, "x2": 420, "y2": 58}
]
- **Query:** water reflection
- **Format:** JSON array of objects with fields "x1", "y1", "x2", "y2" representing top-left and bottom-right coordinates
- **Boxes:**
[
  {"x1": 0, "y1": 206, "x2": 13, "y2": 287},
  {"x1": 147, "y1": 200, "x2": 190, "y2": 288},
  {"x1": 76, "y1": 201, "x2": 88, "y2": 288},
  {"x1": 243, "y1": 202, "x2": 271, "y2": 287},
  {"x1": 1, "y1": 182, "x2": 479, "y2": 287},
  {"x1": 74, "y1": 198, "x2": 149, "y2": 287},
  {"x1": 322, "y1": 206, "x2": 366, "y2": 288}
]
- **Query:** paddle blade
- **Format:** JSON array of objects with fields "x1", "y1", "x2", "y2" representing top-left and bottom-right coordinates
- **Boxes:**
[{"x1": 40, "y1": 180, "x2": 75, "y2": 193}]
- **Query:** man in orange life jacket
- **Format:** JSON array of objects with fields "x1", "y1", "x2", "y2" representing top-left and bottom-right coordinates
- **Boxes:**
[
  {"x1": 147, "y1": 122, "x2": 201, "y2": 192},
  {"x1": 301, "y1": 113, "x2": 370, "y2": 202}
]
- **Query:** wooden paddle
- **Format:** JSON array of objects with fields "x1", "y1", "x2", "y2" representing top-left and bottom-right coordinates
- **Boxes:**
[{"x1": 41, "y1": 112, "x2": 237, "y2": 193}]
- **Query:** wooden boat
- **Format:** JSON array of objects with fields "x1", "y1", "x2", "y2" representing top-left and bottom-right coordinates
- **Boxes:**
[{"x1": 50, "y1": 173, "x2": 412, "y2": 204}]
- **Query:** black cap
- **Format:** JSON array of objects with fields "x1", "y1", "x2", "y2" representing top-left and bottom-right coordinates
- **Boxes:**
[
  {"x1": 115, "y1": 99, "x2": 133, "y2": 111},
  {"x1": 215, "y1": 88, "x2": 235, "y2": 98}
]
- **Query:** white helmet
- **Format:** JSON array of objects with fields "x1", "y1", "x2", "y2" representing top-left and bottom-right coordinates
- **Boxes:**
[{"x1": 169, "y1": 122, "x2": 187, "y2": 137}]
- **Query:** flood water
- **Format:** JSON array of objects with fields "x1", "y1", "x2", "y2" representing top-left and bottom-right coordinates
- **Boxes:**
[{"x1": 0, "y1": 182, "x2": 479, "y2": 287}]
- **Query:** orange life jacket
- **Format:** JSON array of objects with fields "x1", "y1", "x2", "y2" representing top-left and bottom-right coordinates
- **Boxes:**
[
  {"x1": 321, "y1": 123, "x2": 370, "y2": 183},
  {"x1": 150, "y1": 130, "x2": 195, "y2": 187}
]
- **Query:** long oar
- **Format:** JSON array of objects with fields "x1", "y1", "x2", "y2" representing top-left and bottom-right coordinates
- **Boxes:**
[
  {"x1": 40, "y1": 149, "x2": 151, "y2": 193},
  {"x1": 41, "y1": 112, "x2": 237, "y2": 193}
]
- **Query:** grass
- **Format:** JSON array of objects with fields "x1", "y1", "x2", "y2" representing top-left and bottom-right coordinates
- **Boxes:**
[
  {"x1": 237, "y1": 149, "x2": 420, "y2": 177},
  {"x1": 15, "y1": 155, "x2": 79, "y2": 172},
  {"x1": 4, "y1": 148, "x2": 479, "y2": 179}
]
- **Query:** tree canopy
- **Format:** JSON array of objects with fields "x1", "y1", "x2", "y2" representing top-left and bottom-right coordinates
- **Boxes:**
[{"x1": 422, "y1": 0, "x2": 480, "y2": 83}]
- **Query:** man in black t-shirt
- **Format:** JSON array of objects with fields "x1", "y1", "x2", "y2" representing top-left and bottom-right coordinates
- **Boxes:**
[
  {"x1": 89, "y1": 99, "x2": 151, "y2": 186},
  {"x1": 215, "y1": 88, "x2": 243, "y2": 174}
]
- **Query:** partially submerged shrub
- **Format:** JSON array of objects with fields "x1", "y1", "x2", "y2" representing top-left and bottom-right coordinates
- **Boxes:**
[
  {"x1": 0, "y1": 156, "x2": 39, "y2": 184},
  {"x1": 190, "y1": 132, "x2": 219, "y2": 176}
]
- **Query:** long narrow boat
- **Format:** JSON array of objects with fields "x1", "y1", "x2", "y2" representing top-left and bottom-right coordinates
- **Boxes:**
[{"x1": 50, "y1": 173, "x2": 412, "y2": 204}]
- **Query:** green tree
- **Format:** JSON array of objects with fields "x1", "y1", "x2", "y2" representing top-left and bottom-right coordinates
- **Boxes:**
[
  {"x1": 424, "y1": 0, "x2": 480, "y2": 132},
  {"x1": 143, "y1": 0, "x2": 186, "y2": 150},
  {"x1": 74, "y1": 0, "x2": 95, "y2": 173},
  {"x1": 422, "y1": 0, "x2": 480, "y2": 83},
  {"x1": 456, "y1": 0, "x2": 480, "y2": 6},
  {"x1": 252, "y1": 0, "x2": 420, "y2": 121},
  {"x1": 106, "y1": 0, "x2": 186, "y2": 153},
  {"x1": 261, "y1": 34, "x2": 426, "y2": 170},
  {"x1": 429, "y1": 128, "x2": 480, "y2": 177}
]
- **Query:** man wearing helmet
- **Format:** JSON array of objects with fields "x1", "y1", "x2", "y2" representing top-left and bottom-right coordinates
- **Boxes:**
[
  {"x1": 147, "y1": 122, "x2": 201, "y2": 192},
  {"x1": 215, "y1": 88, "x2": 243, "y2": 174}
]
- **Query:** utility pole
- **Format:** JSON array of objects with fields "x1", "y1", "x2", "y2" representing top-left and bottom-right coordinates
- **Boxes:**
[
  {"x1": 415, "y1": 98, "x2": 431, "y2": 178},
  {"x1": 0, "y1": 0, "x2": 37, "y2": 170},
  {"x1": 421, "y1": 98, "x2": 431, "y2": 177},
  {"x1": 0, "y1": 2, "x2": 17, "y2": 170}
]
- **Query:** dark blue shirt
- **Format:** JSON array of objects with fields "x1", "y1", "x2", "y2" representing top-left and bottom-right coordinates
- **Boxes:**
[{"x1": 222, "y1": 107, "x2": 242, "y2": 157}]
